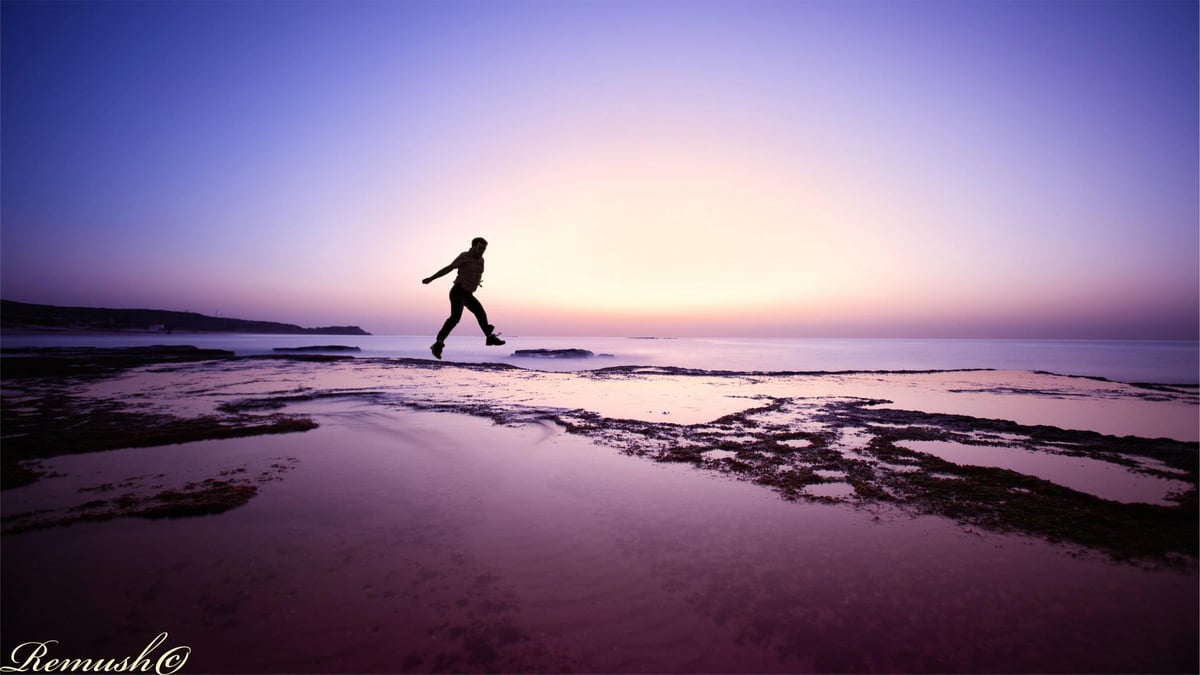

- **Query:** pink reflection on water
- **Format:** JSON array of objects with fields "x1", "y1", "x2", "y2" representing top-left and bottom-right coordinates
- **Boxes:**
[
  {"x1": 2, "y1": 402, "x2": 1196, "y2": 673},
  {"x1": 7, "y1": 358, "x2": 1196, "y2": 671}
]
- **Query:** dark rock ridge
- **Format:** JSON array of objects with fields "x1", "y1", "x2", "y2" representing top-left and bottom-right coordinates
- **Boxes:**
[
  {"x1": 273, "y1": 345, "x2": 362, "y2": 352},
  {"x1": 0, "y1": 345, "x2": 236, "y2": 379},
  {"x1": 1, "y1": 300, "x2": 369, "y2": 335},
  {"x1": 512, "y1": 348, "x2": 601, "y2": 359}
]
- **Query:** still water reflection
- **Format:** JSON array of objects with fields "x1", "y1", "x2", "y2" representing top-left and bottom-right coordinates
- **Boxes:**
[{"x1": 3, "y1": 402, "x2": 1195, "y2": 673}]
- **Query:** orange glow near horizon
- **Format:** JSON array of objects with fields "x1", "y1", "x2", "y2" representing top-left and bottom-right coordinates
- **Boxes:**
[{"x1": 403, "y1": 135, "x2": 907, "y2": 324}]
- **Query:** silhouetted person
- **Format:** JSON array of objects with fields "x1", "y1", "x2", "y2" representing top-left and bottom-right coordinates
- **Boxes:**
[{"x1": 422, "y1": 236, "x2": 506, "y2": 359}]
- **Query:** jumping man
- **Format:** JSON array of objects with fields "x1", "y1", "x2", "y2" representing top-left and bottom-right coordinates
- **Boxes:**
[{"x1": 422, "y1": 236, "x2": 506, "y2": 359}]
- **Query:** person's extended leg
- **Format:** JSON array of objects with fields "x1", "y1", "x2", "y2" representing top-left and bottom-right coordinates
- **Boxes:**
[
  {"x1": 462, "y1": 291, "x2": 505, "y2": 346},
  {"x1": 461, "y1": 292, "x2": 490, "y2": 334},
  {"x1": 436, "y1": 292, "x2": 465, "y2": 342},
  {"x1": 432, "y1": 286, "x2": 467, "y2": 358}
]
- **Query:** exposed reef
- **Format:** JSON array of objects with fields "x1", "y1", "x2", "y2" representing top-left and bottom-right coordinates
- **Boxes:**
[
  {"x1": 2, "y1": 351, "x2": 1196, "y2": 564},
  {"x1": 0, "y1": 345, "x2": 236, "y2": 379},
  {"x1": 513, "y1": 348, "x2": 607, "y2": 359},
  {"x1": 373, "y1": 362, "x2": 1198, "y2": 564},
  {"x1": 1, "y1": 458, "x2": 300, "y2": 534},
  {"x1": 273, "y1": 345, "x2": 362, "y2": 353},
  {"x1": 1, "y1": 346, "x2": 317, "y2": 490}
]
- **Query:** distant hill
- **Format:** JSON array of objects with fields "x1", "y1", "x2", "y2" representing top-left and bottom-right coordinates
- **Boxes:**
[{"x1": 0, "y1": 300, "x2": 370, "y2": 336}]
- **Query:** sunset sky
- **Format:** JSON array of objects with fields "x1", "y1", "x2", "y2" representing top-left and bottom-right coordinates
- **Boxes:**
[{"x1": 2, "y1": 0, "x2": 1196, "y2": 338}]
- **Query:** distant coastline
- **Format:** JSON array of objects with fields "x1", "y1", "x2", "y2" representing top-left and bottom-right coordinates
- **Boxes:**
[{"x1": 0, "y1": 300, "x2": 370, "y2": 336}]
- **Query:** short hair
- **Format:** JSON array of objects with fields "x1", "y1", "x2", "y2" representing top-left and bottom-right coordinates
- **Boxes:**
[{"x1": 472, "y1": 237, "x2": 488, "y2": 247}]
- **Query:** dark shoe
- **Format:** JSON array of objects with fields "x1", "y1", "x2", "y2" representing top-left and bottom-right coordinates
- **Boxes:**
[
  {"x1": 486, "y1": 334, "x2": 506, "y2": 346},
  {"x1": 430, "y1": 342, "x2": 444, "y2": 359}
]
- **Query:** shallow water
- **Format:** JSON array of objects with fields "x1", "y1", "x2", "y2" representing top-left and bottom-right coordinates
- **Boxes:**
[
  {"x1": 64, "y1": 359, "x2": 1199, "y2": 516},
  {"x1": 4, "y1": 333, "x2": 1198, "y2": 383},
  {"x1": 2, "y1": 350, "x2": 1197, "y2": 672},
  {"x1": 2, "y1": 404, "x2": 1196, "y2": 673},
  {"x1": 83, "y1": 360, "x2": 1200, "y2": 444}
]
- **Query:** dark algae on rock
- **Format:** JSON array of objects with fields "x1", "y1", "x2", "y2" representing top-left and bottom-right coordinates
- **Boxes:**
[
  {"x1": 639, "y1": 395, "x2": 1195, "y2": 564},
  {"x1": 1, "y1": 459, "x2": 301, "y2": 534},
  {"x1": 512, "y1": 348, "x2": 599, "y2": 359},
  {"x1": 272, "y1": 345, "x2": 362, "y2": 352},
  {"x1": 388, "y1": 362, "x2": 1198, "y2": 565},
  {"x1": 3, "y1": 351, "x2": 1196, "y2": 564},
  {"x1": 1, "y1": 346, "x2": 317, "y2": 493},
  {"x1": 1, "y1": 345, "x2": 236, "y2": 379}
]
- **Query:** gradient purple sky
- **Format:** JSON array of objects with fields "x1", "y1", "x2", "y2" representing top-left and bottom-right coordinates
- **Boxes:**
[{"x1": 2, "y1": 0, "x2": 1196, "y2": 338}]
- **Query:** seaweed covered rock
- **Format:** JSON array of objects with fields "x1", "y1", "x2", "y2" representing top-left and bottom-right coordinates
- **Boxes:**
[{"x1": 512, "y1": 348, "x2": 596, "y2": 359}]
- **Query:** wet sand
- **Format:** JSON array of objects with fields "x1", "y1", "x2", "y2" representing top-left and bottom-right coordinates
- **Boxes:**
[{"x1": 1, "y1": 351, "x2": 1197, "y2": 672}]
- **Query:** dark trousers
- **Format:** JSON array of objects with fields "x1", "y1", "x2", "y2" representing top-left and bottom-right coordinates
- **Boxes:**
[{"x1": 437, "y1": 284, "x2": 490, "y2": 343}]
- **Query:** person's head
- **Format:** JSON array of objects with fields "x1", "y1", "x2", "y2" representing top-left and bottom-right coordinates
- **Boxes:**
[{"x1": 470, "y1": 237, "x2": 488, "y2": 254}]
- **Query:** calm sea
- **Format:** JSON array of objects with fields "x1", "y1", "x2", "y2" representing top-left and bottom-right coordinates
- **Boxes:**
[{"x1": 2, "y1": 334, "x2": 1197, "y2": 384}]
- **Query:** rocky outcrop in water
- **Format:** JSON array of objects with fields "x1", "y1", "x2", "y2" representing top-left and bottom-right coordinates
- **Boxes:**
[
  {"x1": 512, "y1": 348, "x2": 597, "y2": 359},
  {"x1": 273, "y1": 346, "x2": 362, "y2": 352}
]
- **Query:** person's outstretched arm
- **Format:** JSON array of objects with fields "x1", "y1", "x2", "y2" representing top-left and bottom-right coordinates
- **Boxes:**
[{"x1": 422, "y1": 259, "x2": 459, "y2": 284}]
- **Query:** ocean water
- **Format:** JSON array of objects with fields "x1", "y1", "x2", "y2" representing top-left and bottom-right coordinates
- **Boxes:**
[{"x1": 2, "y1": 333, "x2": 1197, "y2": 384}]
